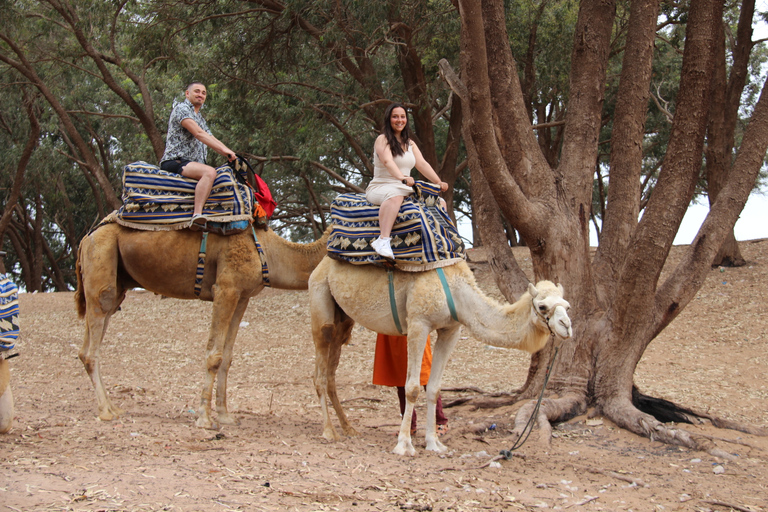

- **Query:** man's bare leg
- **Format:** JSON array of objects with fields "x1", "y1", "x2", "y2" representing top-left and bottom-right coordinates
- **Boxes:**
[{"x1": 181, "y1": 162, "x2": 217, "y2": 216}]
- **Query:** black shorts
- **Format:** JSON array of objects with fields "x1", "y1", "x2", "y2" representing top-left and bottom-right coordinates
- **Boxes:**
[{"x1": 160, "y1": 159, "x2": 192, "y2": 174}]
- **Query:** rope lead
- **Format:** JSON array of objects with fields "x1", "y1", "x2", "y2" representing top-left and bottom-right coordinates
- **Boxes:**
[{"x1": 500, "y1": 343, "x2": 560, "y2": 459}]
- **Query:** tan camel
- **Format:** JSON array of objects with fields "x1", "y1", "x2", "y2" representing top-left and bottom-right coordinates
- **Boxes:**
[
  {"x1": 75, "y1": 223, "x2": 329, "y2": 429},
  {"x1": 309, "y1": 257, "x2": 572, "y2": 455},
  {"x1": 0, "y1": 357, "x2": 12, "y2": 433}
]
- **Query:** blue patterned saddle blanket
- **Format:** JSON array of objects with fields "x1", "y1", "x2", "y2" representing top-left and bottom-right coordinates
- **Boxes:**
[
  {"x1": 328, "y1": 181, "x2": 466, "y2": 271},
  {"x1": 0, "y1": 276, "x2": 19, "y2": 350},
  {"x1": 115, "y1": 161, "x2": 256, "y2": 232}
]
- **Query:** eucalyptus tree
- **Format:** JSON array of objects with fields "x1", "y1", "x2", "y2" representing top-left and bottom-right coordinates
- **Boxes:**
[
  {"x1": 177, "y1": 0, "x2": 468, "y2": 238},
  {"x1": 451, "y1": 0, "x2": 768, "y2": 452},
  {"x1": 0, "y1": 0, "x2": 183, "y2": 289}
]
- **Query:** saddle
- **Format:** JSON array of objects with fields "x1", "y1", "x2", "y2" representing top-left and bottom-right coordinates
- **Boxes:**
[
  {"x1": 0, "y1": 276, "x2": 19, "y2": 352},
  {"x1": 327, "y1": 181, "x2": 466, "y2": 271},
  {"x1": 114, "y1": 159, "x2": 272, "y2": 235}
]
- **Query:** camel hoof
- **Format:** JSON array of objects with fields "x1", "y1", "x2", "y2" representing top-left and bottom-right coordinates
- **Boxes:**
[
  {"x1": 393, "y1": 440, "x2": 416, "y2": 456},
  {"x1": 98, "y1": 406, "x2": 124, "y2": 422},
  {"x1": 322, "y1": 427, "x2": 341, "y2": 442},
  {"x1": 217, "y1": 413, "x2": 240, "y2": 426},
  {"x1": 426, "y1": 439, "x2": 448, "y2": 453},
  {"x1": 341, "y1": 425, "x2": 360, "y2": 437},
  {"x1": 195, "y1": 415, "x2": 219, "y2": 430}
]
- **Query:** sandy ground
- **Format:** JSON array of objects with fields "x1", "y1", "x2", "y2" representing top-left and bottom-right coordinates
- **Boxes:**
[{"x1": 1, "y1": 241, "x2": 767, "y2": 512}]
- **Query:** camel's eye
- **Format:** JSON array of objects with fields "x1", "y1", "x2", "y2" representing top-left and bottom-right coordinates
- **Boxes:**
[{"x1": 538, "y1": 305, "x2": 547, "y2": 312}]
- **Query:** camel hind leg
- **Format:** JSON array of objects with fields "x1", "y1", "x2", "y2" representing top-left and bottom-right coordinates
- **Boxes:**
[
  {"x1": 77, "y1": 231, "x2": 127, "y2": 421},
  {"x1": 310, "y1": 270, "x2": 357, "y2": 441},
  {"x1": 324, "y1": 311, "x2": 356, "y2": 436}
]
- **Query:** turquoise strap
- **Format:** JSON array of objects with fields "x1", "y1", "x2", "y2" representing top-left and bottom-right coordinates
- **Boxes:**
[
  {"x1": 387, "y1": 269, "x2": 405, "y2": 334},
  {"x1": 194, "y1": 232, "x2": 208, "y2": 297},
  {"x1": 436, "y1": 267, "x2": 458, "y2": 322}
]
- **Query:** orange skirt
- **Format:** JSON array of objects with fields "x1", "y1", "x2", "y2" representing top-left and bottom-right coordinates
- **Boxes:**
[{"x1": 372, "y1": 333, "x2": 432, "y2": 387}]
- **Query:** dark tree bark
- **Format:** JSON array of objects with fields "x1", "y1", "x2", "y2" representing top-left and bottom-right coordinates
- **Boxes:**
[
  {"x1": 705, "y1": 0, "x2": 756, "y2": 267},
  {"x1": 0, "y1": 90, "x2": 39, "y2": 245},
  {"x1": 0, "y1": 35, "x2": 121, "y2": 210}
]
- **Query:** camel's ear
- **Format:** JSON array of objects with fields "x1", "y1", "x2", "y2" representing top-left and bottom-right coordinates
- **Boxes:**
[
  {"x1": 557, "y1": 283, "x2": 565, "y2": 296},
  {"x1": 528, "y1": 282, "x2": 538, "y2": 298}
]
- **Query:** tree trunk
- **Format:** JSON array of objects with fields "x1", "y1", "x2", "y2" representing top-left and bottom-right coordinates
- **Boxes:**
[
  {"x1": 705, "y1": 0, "x2": 754, "y2": 267},
  {"x1": 454, "y1": 0, "x2": 768, "y2": 454},
  {"x1": 0, "y1": 90, "x2": 38, "y2": 245}
]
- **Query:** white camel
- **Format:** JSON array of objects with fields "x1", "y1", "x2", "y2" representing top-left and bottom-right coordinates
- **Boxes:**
[{"x1": 309, "y1": 257, "x2": 572, "y2": 455}]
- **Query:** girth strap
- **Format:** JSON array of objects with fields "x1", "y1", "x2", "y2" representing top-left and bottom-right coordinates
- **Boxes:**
[
  {"x1": 387, "y1": 269, "x2": 405, "y2": 335},
  {"x1": 251, "y1": 227, "x2": 270, "y2": 287},
  {"x1": 194, "y1": 232, "x2": 208, "y2": 297},
  {"x1": 387, "y1": 267, "x2": 458, "y2": 336},
  {"x1": 436, "y1": 267, "x2": 458, "y2": 322}
]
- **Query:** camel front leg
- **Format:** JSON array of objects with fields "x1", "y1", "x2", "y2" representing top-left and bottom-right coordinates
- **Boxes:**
[
  {"x1": 393, "y1": 325, "x2": 430, "y2": 456},
  {"x1": 196, "y1": 284, "x2": 239, "y2": 430},
  {"x1": 424, "y1": 324, "x2": 461, "y2": 453},
  {"x1": 213, "y1": 296, "x2": 251, "y2": 426}
]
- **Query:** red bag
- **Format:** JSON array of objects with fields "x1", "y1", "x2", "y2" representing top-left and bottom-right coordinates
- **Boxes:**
[
  {"x1": 252, "y1": 173, "x2": 277, "y2": 218},
  {"x1": 233, "y1": 155, "x2": 277, "y2": 218}
]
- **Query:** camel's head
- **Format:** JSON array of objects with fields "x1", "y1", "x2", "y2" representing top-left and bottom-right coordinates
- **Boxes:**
[{"x1": 528, "y1": 281, "x2": 572, "y2": 340}]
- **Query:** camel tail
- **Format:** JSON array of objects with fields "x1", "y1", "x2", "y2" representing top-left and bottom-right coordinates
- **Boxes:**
[{"x1": 74, "y1": 239, "x2": 86, "y2": 318}]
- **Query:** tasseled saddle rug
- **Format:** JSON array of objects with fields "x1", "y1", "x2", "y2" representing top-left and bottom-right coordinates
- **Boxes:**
[
  {"x1": 114, "y1": 161, "x2": 264, "y2": 234},
  {"x1": 327, "y1": 181, "x2": 466, "y2": 271},
  {"x1": 0, "y1": 275, "x2": 19, "y2": 351}
]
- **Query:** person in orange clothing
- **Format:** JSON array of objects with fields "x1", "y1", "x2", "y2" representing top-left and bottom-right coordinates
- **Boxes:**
[{"x1": 372, "y1": 333, "x2": 448, "y2": 436}]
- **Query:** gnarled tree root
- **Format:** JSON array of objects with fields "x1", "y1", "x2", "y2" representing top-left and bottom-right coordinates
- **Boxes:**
[{"x1": 460, "y1": 386, "x2": 766, "y2": 457}]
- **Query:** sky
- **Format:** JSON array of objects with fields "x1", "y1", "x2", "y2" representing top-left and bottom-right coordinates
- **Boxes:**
[{"x1": 458, "y1": 188, "x2": 768, "y2": 248}]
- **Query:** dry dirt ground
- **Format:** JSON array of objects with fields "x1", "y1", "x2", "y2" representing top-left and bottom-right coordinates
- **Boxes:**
[{"x1": 2, "y1": 241, "x2": 767, "y2": 512}]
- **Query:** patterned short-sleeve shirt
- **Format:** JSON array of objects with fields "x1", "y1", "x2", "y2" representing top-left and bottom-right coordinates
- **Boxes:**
[{"x1": 160, "y1": 99, "x2": 212, "y2": 165}]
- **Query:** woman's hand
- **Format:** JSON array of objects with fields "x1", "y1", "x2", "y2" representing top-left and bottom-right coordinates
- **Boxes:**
[
  {"x1": 437, "y1": 181, "x2": 448, "y2": 192},
  {"x1": 402, "y1": 176, "x2": 415, "y2": 186}
]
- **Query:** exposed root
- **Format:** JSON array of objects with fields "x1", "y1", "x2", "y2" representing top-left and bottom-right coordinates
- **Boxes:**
[
  {"x1": 446, "y1": 384, "x2": 765, "y2": 456},
  {"x1": 701, "y1": 499, "x2": 758, "y2": 512},
  {"x1": 633, "y1": 386, "x2": 768, "y2": 437},
  {"x1": 443, "y1": 393, "x2": 520, "y2": 409}
]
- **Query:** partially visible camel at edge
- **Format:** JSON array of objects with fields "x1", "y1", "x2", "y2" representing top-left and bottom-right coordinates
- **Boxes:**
[
  {"x1": 75, "y1": 223, "x2": 329, "y2": 429},
  {"x1": 0, "y1": 357, "x2": 12, "y2": 433},
  {"x1": 309, "y1": 257, "x2": 572, "y2": 456}
]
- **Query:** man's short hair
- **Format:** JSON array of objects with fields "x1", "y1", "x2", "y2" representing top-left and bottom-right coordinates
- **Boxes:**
[{"x1": 186, "y1": 81, "x2": 206, "y2": 91}]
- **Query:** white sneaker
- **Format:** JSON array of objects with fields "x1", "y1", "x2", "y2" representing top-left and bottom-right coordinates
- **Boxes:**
[{"x1": 371, "y1": 237, "x2": 394, "y2": 259}]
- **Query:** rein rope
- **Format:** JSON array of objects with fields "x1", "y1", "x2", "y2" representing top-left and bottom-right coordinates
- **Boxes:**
[{"x1": 500, "y1": 341, "x2": 560, "y2": 458}]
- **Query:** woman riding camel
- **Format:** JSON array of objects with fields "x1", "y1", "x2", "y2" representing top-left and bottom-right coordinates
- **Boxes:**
[{"x1": 366, "y1": 103, "x2": 448, "y2": 259}]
